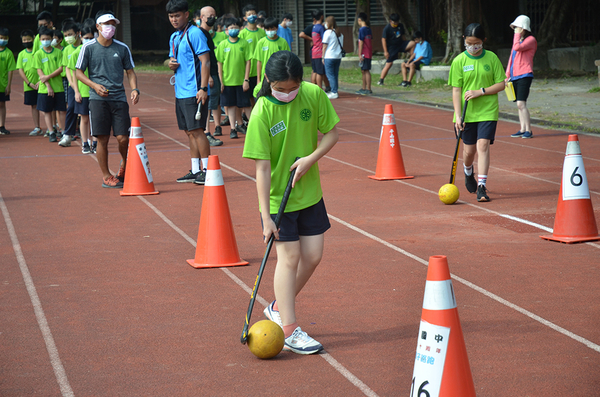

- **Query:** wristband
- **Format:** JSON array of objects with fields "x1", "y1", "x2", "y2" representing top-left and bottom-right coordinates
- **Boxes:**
[
  {"x1": 132, "y1": 88, "x2": 140, "y2": 93},
  {"x1": 481, "y1": 87, "x2": 486, "y2": 95}
]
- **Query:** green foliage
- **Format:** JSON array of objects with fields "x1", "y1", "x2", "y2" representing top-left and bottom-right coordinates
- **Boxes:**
[
  {"x1": 0, "y1": 0, "x2": 19, "y2": 13},
  {"x1": 588, "y1": 86, "x2": 600, "y2": 93},
  {"x1": 437, "y1": 30, "x2": 447, "y2": 44}
]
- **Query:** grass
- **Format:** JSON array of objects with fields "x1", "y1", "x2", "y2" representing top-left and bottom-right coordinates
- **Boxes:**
[
  {"x1": 135, "y1": 62, "x2": 171, "y2": 73},
  {"x1": 588, "y1": 86, "x2": 600, "y2": 93}
]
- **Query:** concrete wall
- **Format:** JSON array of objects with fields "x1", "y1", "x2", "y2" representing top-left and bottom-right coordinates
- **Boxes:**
[{"x1": 497, "y1": 45, "x2": 600, "y2": 72}]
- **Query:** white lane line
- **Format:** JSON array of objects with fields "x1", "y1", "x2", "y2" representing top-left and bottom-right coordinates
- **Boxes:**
[{"x1": 0, "y1": 191, "x2": 75, "y2": 397}]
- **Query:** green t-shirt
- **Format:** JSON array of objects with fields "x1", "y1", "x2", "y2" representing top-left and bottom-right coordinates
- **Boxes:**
[
  {"x1": 239, "y1": 27, "x2": 266, "y2": 78},
  {"x1": 68, "y1": 46, "x2": 90, "y2": 98},
  {"x1": 212, "y1": 31, "x2": 227, "y2": 47},
  {"x1": 448, "y1": 49, "x2": 505, "y2": 123},
  {"x1": 33, "y1": 47, "x2": 64, "y2": 94},
  {"x1": 242, "y1": 81, "x2": 340, "y2": 213},
  {"x1": 215, "y1": 38, "x2": 251, "y2": 86},
  {"x1": 0, "y1": 47, "x2": 17, "y2": 92},
  {"x1": 16, "y1": 49, "x2": 39, "y2": 92},
  {"x1": 62, "y1": 44, "x2": 79, "y2": 84},
  {"x1": 252, "y1": 36, "x2": 290, "y2": 78}
]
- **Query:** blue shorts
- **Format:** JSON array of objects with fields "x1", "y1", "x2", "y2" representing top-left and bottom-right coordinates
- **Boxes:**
[
  {"x1": 37, "y1": 92, "x2": 67, "y2": 112},
  {"x1": 361, "y1": 58, "x2": 372, "y2": 71},
  {"x1": 462, "y1": 121, "x2": 497, "y2": 145},
  {"x1": 220, "y1": 85, "x2": 251, "y2": 108},
  {"x1": 0, "y1": 92, "x2": 10, "y2": 102},
  {"x1": 74, "y1": 97, "x2": 89, "y2": 115},
  {"x1": 24, "y1": 90, "x2": 38, "y2": 106},
  {"x1": 266, "y1": 198, "x2": 331, "y2": 242},
  {"x1": 311, "y1": 58, "x2": 325, "y2": 75},
  {"x1": 208, "y1": 74, "x2": 220, "y2": 110}
]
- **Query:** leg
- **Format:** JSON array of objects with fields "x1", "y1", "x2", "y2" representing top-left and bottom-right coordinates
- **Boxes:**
[
  {"x1": 115, "y1": 134, "x2": 129, "y2": 169},
  {"x1": 42, "y1": 111, "x2": 54, "y2": 132},
  {"x1": 32, "y1": 105, "x2": 40, "y2": 128},
  {"x1": 0, "y1": 102, "x2": 5, "y2": 127},
  {"x1": 57, "y1": 111, "x2": 66, "y2": 133},
  {"x1": 315, "y1": 73, "x2": 323, "y2": 90},
  {"x1": 273, "y1": 241, "x2": 302, "y2": 326},
  {"x1": 361, "y1": 70, "x2": 367, "y2": 90},
  {"x1": 294, "y1": 234, "x2": 325, "y2": 295},
  {"x1": 463, "y1": 143, "x2": 477, "y2": 169},
  {"x1": 380, "y1": 61, "x2": 393, "y2": 80},
  {"x1": 401, "y1": 62, "x2": 408, "y2": 81},
  {"x1": 95, "y1": 135, "x2": 112, "y2": 179},
  {"x1": 476, "y1": 139, "x2": 491, "y2": 177},
  {"x1": 408, "y1": 63, "x2": 417, "y2": 82},
  {"x1": 366, "y1": 70, "x2": 371, "y2": 90},
  {"x1": 80, "y1": 114, "x2": 90, "y2": 142},
  {"x1": 188, "y1": 127, "x2": 210, "y2": 159},
  {"x1": 516, "y1": 100, "x2": 531, "y2": 132}
]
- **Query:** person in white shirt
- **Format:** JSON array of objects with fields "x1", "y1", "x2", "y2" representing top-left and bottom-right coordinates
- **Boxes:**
[{"x1": 321, "y1": 16, "x2": 344, "y2": 99}]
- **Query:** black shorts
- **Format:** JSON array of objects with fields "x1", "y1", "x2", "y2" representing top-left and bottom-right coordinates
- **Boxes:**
[
  {"x1": 89, "y1": 100, "x2": 130, "y2": 136},
  {"x1": 311, "y1": 58, "x2": 325, "y2": 75},
  {"x1": 361, "y1": 58, "x2": 372, "y2": 71},
  {"x1": 175, "y1": 97, "x2": 208, "y2": 132},
  {"x1": 208, "y1": 75, "x2": 220, "y2": 110},
  {"x1": 462, "y1": 121, "x2": 497, "y2": 145},
  {"x1": 0, "y1": 92, "x2": 8, "y2": 102},
  {"x1": 24, "y1": 90, "x2": 38, "y2": 106},
  {"x1": 74, "y1": 97, "x2": 89, "y2": 116},
  {"x1": 220, "y1": 85, "x2": 251, "y2": 108},
  {"x1": 37, "y1": 92, "x2": 67, "y2": 112},
  {"x1": 404, "y1": 60, "x2": 423, "y2": 69},
  {"x1": 248, "y1": 76, "x2": 258, "y2": 96},
  {"x1": 512, "y1": 77, "x2": 533, "y2": 102},
  {"x1": 266, "y1": 198, "x2": 331, "y2": 242}
]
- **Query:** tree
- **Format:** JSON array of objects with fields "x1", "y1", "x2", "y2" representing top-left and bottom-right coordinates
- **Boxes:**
[
  {"x1": 380, "y1": 0, "x2": 416, "y2": 32},
  {"x1": 442, "y1": 0, "x2": 463, "y2": 64},
  {"x1": 537, "y1": 0, "x2": 580, "y2": 48}
]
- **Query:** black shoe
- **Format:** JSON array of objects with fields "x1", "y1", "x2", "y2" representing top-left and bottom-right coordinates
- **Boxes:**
[
  {"x1": 220, "y1": 115, "x2": 230, "y2": 126},
  {"x1": 325, "y1": 86, "x2": 331, "y2": 93},
  {"x1": 207, "y1": 134, "x2": 223, "y2": 146},
  {"x1": 49, "y1": 132, "x2": 57, "y2": 142},
  {"x1": 377, "y1": 79, "x2": 384, "y2": 86},
  {"x1": 465, "y1": 171, "x2": 477, "y2": 193},
  {"x1": 242, "y1": 113, "x2": 249, "y2": 123},
  {"x1": 230, "y1": 129, "x2": 238, "y2": 139},
  {"x1": 0, "y1": 126, "x2": 10, "y2": 135},
  {"x1": 209, "y1": 113, "x2": 214, "y2": 123},
  {"x1": 177, "y1": 170, "x2": 199, "y2": 183},
  {"x1": 91, "y1": 142, "x2": 97, "y2": 154},
  {"x1": 477, "y1": 184, "x2": 490, "y2": 202},
  {"x1": 405, "y1": 81, "x2": 412, "y2": 87},
  {"x1": 193, "y1": 170, "x2": 206, "y2": 185},
  {"x1": 236, "y1": 124, "x2": 247, "y2": 135},
  {"x1": 399, "y1": 81, "x2": 407, "y2": 87},
  {"x1": 213, "y1": 126, "x2": 222, "y2": 136}
]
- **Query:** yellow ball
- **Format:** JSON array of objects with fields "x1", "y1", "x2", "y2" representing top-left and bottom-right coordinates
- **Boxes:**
[
  {"x1": 247, "y1": 320, "x2": 285, "y2": 359},
  {"x1": 439, "y1": 183, "x2": 460, "y2": 205}
]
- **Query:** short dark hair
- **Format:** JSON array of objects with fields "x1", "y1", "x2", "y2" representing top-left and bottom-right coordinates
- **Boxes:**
[
  {"x1": 0, "y1": 28, "x2": 9, "y2": 37},
  {"x1": 82, "y1": 18, "x2": 96, "y2": 32},
  {"x1": 61, "y1": 17, "x2": 74, "y2": 30},
  {"x1": 21, "y1": 29, "x2": 34, "y2": 38},
  {"x1": 242, "y1": 4, "x2": 257, "y2": 15},
  {"x1": 37, "y1": 11, "x2": 52, "y2": 22},
  {"x1": 264, "y1": 17, "x2": 278, "y2": 30},
  {"x1": 166, "y1": 0, "x2": 188, "y2": 14},
  {"x1": 413, "y1": 31, "x2": 423, "y2": 39},
  {"x1": 357, "y1": 12, "x2": 368, "y2": 24},
  {"x1": 38, "y1": 26, "x2": 53, "y2": 38},
  {"x1": 311, "y1": 9, "x2": 323, "y2": 21},
  {"x1": 256, "y1": 17, "x2": 265, "y2": 26},
  {"x1": 81, "y1": 26, "x2": 95, "y2": 36},
  {"x1": 463, "y1": 23, "x2": 485, "y2": 40},
  {"x1": 53, "y1": 30, "x2": 63, "y2": 39},
  {"x1": 282, "y1": 13, "x2": 293, "y2": 21},
  {"x1": 257, "y1": 51, "x2": 303, "y2": 100},
  {"x1": 63, "y1": 21, "x2": 80, "y2": 34},
  {"x1": 258, "y1": 10, "x2": 267, "y2": 18},
  {"x1": 223, "y1": 17, "x2": 240, "y2": 28},
  {"x1": 389, "y1": 13, "x2": 400, "y2": 22},
  {"x1": 193, "y1": 9, "x2": 201, "y2": 19}
]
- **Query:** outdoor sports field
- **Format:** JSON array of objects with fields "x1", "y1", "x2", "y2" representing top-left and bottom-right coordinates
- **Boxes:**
[{"x1": 1, "y1": 73, "x2": 599, "y2": 396}]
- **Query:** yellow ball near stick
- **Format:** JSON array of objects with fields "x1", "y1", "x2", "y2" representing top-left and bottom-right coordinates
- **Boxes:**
[
  {"x1": 247, "y1": 320, "x2": 285, "y2": 359},
  {"x1": 439, "y1": 183, "x2": 460, "y2": 205}
]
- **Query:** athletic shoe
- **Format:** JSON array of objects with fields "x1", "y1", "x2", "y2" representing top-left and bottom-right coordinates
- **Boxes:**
[
  {"x1": 44, "y1": 130, "x2": 51, "y2": 137},
  {"x1": 465, "y1": 171, "x2": 477, "y2": 193},
  {"x1": 82, "y1": 142, "x2": 91, "y2": 154},
  {"x1": 49, "y1": 132, "x2": 57, "y2": 142},
  {"x1": 263, "y1": 301, "x2": 283, "y2": 328},
  {"x1": 220, "y1": 115, "x2": 230, "y2": 126},
  {"x1": 102, "y1": 175, "x2": 123, "y2": 189},
  {"x1": 364, "y1": 89, "x2": 373, "y2": 95},
  {"x1": 283, "y1": 327, "x2": 323, "y2": 355},
  {"x1": 91, "y1": 142, "x2": 97, "y2": 154},
  {"x1": 193, "y1": 170, "x2": 206, "y2": 185},
  {"x1": 377, "y1": 79, "x2": 384, "y2": 86},
  {"x1": 213, "y1": 126, "x2": 222, "y2": 136},
  {"x1": 510, "y1": 131, "x2": 525, "y2": 138},
  {"x1": 230, "y1": 129, "x2": 238, "y2": 139},
  {"x1": 522, "y1": 131, "x2": 533, "y2": 139},
  {"x1": 400, "y1": 81, "x2": 408, "y2": 87},
  {"x1": 176, "y1": 170, "x2": 199, "y2": 183},
  {"x1": 405, "y1": 81, "x2": 412, "y2": 87},
  {"x1": 325, "y1": 86, "x2": 331, "y2": 93},
  {"x1": 58, "y1": 134, "x2": 72, "y2": 147},
  {"x1": 242, "y1": 112, "x2": 249, "y2": 123},
  {"x1": 0, "y1": 126, "x2": 10, "y2": 135},
  {"x1": 477, "y1": 184, "x2": 490, "y2": 202},
  {"x1": 116, "y1": 167, "x2": 126, "y2": 183},
  {"x1": 327, "y1": 92, "x2": 339, "y2": 99},
  {"x1": 29, "y1": 127, "x2": 42, "y2": 136},
  {"x1": 207, "y1": 134, "x2": 223, "y2": 146},
  {"x1": 235, "y1": 124, "x2": 247, "y2": 135},
  {"x1": 355, "y1": 89, "x2": 366, "y2": 95}
]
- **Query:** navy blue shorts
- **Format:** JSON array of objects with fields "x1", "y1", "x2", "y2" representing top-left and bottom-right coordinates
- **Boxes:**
[
  {"x1": 248, "y1": 76, "x2": 258, "y2": 98},
  {"x1": 311, "y1": 58, "x2": 325, "y2": 75},
  {"x1": 74, "y1": 97, "x2": 89, "y2": 116},
  {"x1": 266, "y1": 198, "x2": 331, "y2": 242},
  {"x1": 220, "y1": 85, "x2": 251, "y2": 108},
  {"x1": 0, "y1": 92, "x2": 10, "y2": 102},
  {"x1": 361, "y1": 58, "x2": 372, "y2": 71},
  {"x1": 462, "y1": 121, "x2": 497, "y2": 145},
  {"x1": 208, "y1": 74, "x2": 220, "y2": 110},
  {"x1": 37, "y1": 92, "x2": 66, "y2": 112},
  {"x1": 24, "y1": 90, "x2": 38, "y2": 106}
]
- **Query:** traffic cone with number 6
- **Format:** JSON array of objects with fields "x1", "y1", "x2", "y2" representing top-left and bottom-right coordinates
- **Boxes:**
[{"x1": 541, "y1": 134, "x2": 600, "y2": 243}]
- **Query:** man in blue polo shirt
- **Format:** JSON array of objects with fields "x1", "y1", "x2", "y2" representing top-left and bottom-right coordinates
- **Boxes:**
[{"x1": 167, "y1": 0, "x2": 212, "y2": 185}]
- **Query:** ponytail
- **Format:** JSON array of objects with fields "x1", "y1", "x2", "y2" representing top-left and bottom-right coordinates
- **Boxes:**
[{"x1": 256, "y1": 75, "x2": 272, "y2": 100}]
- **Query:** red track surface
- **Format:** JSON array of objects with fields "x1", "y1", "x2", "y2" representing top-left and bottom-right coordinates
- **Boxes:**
[{"x1": 1, "y1": 73, "x2": 599, "y2": 396}]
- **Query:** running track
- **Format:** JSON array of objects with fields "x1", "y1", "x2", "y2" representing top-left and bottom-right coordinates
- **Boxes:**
[{"x1": 1, "y1": 73, "x2": 599, "y2": 396}]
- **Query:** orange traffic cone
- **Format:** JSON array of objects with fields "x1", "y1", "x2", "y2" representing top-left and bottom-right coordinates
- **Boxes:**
[
  {"x1": 411, "y1": 255, "x2": 476, "y2": 397},
  {"x1": 120, "y1": 117, "x2": 159, "y2": 196},
  {"x1": 541, "y1": 134, "x2": 600, "y2": 243},
  {"x1": 187, "y1": 155, "x2": 249, "y2": 269},
  {"x1": 369, "y1": 104, "x2": 414, "y2": 180}
]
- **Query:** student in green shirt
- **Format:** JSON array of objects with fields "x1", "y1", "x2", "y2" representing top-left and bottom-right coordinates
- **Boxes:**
[
  {"x1": 449, "y1": 23, "x2": 505, "y2": 202},
  {"x1": 58, "y1": 21, "x2": 82, "y2": 147},
  {"x1": 216, "y1": 17, "x2": 251, "y2": 139},
  {"x1": 239, "y1": 4, "x2": 266, "y2": 105},
  {"x1": 242, "y1": 51, "x2": 339, "y2": 355},
  {"x1": 34, "y1": 26, "x2": 66, "y2": 143},
  {"x1": 253, "y1": 17, "x2": 290, "y2": 88},
  {"x1": 0, "y1": 27, "x2": 16, "y2": 135},
  {"x1": 16, "y1": 29, "x2": 42, "y2": 136}
]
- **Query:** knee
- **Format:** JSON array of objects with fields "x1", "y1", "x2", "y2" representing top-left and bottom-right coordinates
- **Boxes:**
[{"x1": 516, "y1": 101, "x2": 527, "y2": 111}]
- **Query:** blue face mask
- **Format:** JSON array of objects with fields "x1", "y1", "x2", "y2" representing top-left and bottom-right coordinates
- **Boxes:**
[
  {"x1": 0, "y1": 39, "x2": 7, "y2": 47},
  {"x1": 247, "y1": 15, "x2": 257, "y2": 24},
  {"x1": 41, "y1": 39, "x2": 52, "y2": 48},
  {"x1": 228, "y1": 29, "x2": 240, "y2": 38}
]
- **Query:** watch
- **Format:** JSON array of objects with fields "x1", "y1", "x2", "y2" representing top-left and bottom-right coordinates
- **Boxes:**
[
  {"x1": 481, "y1": 87, "x2": 486, "y2": 95},
  {"x1": 244, "y1": 79, "x2": 250, "y2": 82},
  {"x1": 199, "y1": 86, "x2": 208, "y2": 92}
]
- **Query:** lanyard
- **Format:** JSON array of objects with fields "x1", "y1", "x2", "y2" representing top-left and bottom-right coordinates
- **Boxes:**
[{"x1": 172, "y1": 22, "x2": 192, "y2": 60}]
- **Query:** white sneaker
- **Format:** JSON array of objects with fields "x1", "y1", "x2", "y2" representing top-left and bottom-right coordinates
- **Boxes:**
[
  {"x1": 58, "y1": 134, "x2": 72, "y2": 147},
  {"x1": 327, "y1": 92, "x2": 338, "y2": 99},
  {"x1": 29, "y1": 127, "x2": 42, "y2": 136},
  {"x1": 263, "y1": 301, "x2": 283, "y2": 328},
  {"x1": 283, "y1": 327, "x2": 323, "y2": 355}
]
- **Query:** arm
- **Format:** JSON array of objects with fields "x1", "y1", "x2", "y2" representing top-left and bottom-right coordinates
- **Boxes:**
[
  {"x1": 5, "y1": 71, "x2": 13, "y2": 95},
  {"x1": 291, "y1": 126, "x2": 339, "y2": 187},
  {"x1": 19, "y1": 69, "x2": 36, "y2": 90},
  {"x1": 243, "y1": 60, "x2": 251, "y2": 92},
  {"x1": 452, "y1": 86, "x2": 463, "y2": 131},
  {"x1": 196, "y1": 52, "x2": 210, "y2": 104},
  {"x1": 37, "y1": 68, "x2": 53, "y2": 96},
  {"x1": 217, "y1": 62, "x2": 224, "y2": 93},
  {"x1": 125, "y1": 68, "x2": 139, "y2": 105},
  {"x1": 71, "y1": 69, "x2": 82, "y2": 103},
  {"x1": 382, "y1": 38, "x2": 388, "y2": 58},
  {"x1": 322, "y1": 43, "x2": 328, "y2": 63},
  {"x1": 299, "y1": 32, "x2": 312, "y2": 43},
  {"x1": 256, "y1": 61, "x2": 262, "y2": 83},
  {"x1": 46, "y1": 66, "x2": 63, "y2": 80},
  {"x1": 512, "y1": 33, "x2": 537, "y2": 52},
  {"x1": 76, "y1": 68, "x2": 108, "y2": 97},
  {"x1": 358, "y1": 39, "x2": 364, "y2": 60},
  {"x1": 255, "y1": 159, "x2": 277, "y2": 242}
]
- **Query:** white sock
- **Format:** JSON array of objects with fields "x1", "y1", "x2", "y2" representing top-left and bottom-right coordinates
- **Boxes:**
[
  {"x1": 191, "y1": 158, "x2": 201, "y2": 174},
  {"x1": 478, "y1": 175, "x2": 487, "y2": 186},
  {"x1": 201, "y1": 157, "x2": 208, "y2": 172},
  {"x1": 464, "y1": 164, "x2": 473, "y2": 176}
]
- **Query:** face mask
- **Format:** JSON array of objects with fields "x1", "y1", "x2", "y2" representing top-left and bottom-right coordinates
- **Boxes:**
[
  {"x1": 65, "y1": 35, "x2": 77, "y2": 45},
  {"x1": 0, "y1": 39, "x2": 7, "y2": 47},
  {"x1": 41, "y1": 39, "x2": 52, "y2": 48},
  {"x1": 23, "y1": 41, "x2": 33, "y2": 49},
  {"x1": 271, "y1": 86, "x2": 299, "y2": 103},
  {"x1": 228, "y1": 29, "x2": 240, "y2": 38},
  {"x1": 465, "y1": 42, "x2": 483, "y2": 55},
  {"x1": 323, "y1": 23, "x2": 328, "y2": 29},
  {"x1": 247, "y1": 15, "x2": 257, "y2": 24},
  {"x1": 195, "y1": 20, "x2": 201, "y2": 26},
  {"x1": 82, "y1": 38, "x2": 92, "y2": 44},
  {"x1": 266, "y1": 30, "x2": 276, "y2": 38},
  {"x1": 100, "y1": 24, "x2": 116, "y2": 40},
  {"x1": 51, "y1": 38, "x2": 59, "y2": 47},
  {"x1": 286, "y1": 21, "x2": 293, "y2": 27},
  {"x1": 206, "y1": 17, "x2": 216, "y2": 27}
]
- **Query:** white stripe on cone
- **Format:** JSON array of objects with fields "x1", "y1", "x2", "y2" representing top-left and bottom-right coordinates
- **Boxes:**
[
  {"x1": 130, "y1": 126, "x2": 143, "y2": 139},
  {"x1": 422, "y1": 280, "x2": 457, "y2": 310},
  {"x1": 205, "y1": 169, "x2": 224, "y2": 187}
]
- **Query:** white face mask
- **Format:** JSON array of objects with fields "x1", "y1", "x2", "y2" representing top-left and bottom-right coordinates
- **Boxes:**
[
  {"x1": 82, "y1": 38, "x2": 92, "y2": 44},
  {"x1": 323, "y1": 23, "x2": 328, "y2": 29},
  {"x1": 266, "y1": 30, "x2": 276, "y2": 38},
  {"x1": 465, "y1": 42, "x2": 483, "y2": 55},
  {"x1": 286, "y1": 21, "x2": 293, "y2": 27},
  {"x1": 51, "y1": 38, "x2": 59, "y2": 47}
]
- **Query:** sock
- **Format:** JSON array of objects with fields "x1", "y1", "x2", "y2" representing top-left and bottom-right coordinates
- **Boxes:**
[
  {"x1": 283, "y1": 322, "x2": 298, "y2": 339},
  {"x1": 478, "y1": 175, "x2": 487, "y2": 186},
  {"x1": 88, "y1": 139, "x2": 92, "y2": 145},
  {"x1": 464, "y1": 164, "x2": 473, "y2": 176},
  {"x1": 201, "y1": 157, "x2": 208, "y2": 172},
  {"x1": 191, "y1": 158, "x2": 200, "y2": 174},
  {"x1": 273, "y1": 301, "x2": 279, "y2": 311}
]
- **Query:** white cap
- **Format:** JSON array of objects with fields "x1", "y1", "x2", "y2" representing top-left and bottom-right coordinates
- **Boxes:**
[
  {"x1": 96, "y1": 13, "x2": 120, "y2": 25},
  {"x1": 510, "y1": 15, "x2": 531, "y2": 32}
]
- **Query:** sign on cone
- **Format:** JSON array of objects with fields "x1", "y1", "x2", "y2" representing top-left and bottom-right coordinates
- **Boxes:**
[
  {"x1": 369, "y1": 104, "x2": 414, "y2": 181},
  {"x1": 410, "y1": 255, "x2": 476, "y2": 397},
  {"x1": 120, "y1": 117, "x2": 159, "y2": 196},
  {"x1": 187, "y1": 155, "x2": 249, "y2": 268},
  {"x1": 541, "y1": 134, "x2": 600, "y2": 243}
]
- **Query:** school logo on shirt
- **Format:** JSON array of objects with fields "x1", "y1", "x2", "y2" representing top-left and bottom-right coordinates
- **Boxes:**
[
  {"x1": 42, "y1": 57, "x2": 48, "y2": 63},
  {"x1": 262, "y1": 46, "x2": 269, "y2": 51},
  {"x1": 463, "y1": 65, "x2": 474, "y2": 72},
  {"x1": 224, "y1": 48, "x2": 231, "y2": 52},
  {"x1": 270, "y1": 120, "x2": 286, "y2": 137},
  {"x1": 484, "y1": 64, "x2": 491, "y2": 71},
  {"x1": 300, "y1": 109, "x2": 312, "y2": 121},
  {"x1": 247, "y1": 39, "x2": 253, "y2": 43}
]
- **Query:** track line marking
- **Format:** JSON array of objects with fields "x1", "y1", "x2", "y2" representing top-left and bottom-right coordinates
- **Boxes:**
[{"x1": 0, "y1": 190, "x2": 74, "y2": 397}]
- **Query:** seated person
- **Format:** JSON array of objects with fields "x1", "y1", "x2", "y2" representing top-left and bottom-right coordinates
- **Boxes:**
[{"x1": 400, "y1": 31, "x2": 432, "y2": 87}]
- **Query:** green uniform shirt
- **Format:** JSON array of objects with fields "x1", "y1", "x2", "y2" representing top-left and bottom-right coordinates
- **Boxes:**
[
  {"x1": 0, "y1": 47, "x2": 17, "y2": 92},
  {"x1": 33, "y1": 47, "x2": 64, "y2": 94},
  {"x1": 216, "y1": 38, "x2": 250, "y2": 86},
  {"x1": 448, "y1": 49, "x2": 505, "y2": 122},
  {"x1": 16, "y1": 49, "x2": 39, "y2": 92},
  {"x1": 62, "y1": 44, "x2": 79, "y2": 84},
  {"x1": 68, "y1": 46, "x2": 89, "y2": 98},
  {"x1": 243, "y1": 81, "x2": 340, "y2": 213},
  {"x1": 212, "y1": 31, "x2": 227, "y2": 47},
  {"x1": 239, "y1": 27, "x2": 266, "y2": 78},
  {"x1": 252, "y1": 36, "x2": 290, "y2": 78}
]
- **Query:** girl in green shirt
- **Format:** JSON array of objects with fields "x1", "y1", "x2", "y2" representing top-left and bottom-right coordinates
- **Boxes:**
[{"x1": 242, "y1": 51, "x2": 339, "y2": 355}]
